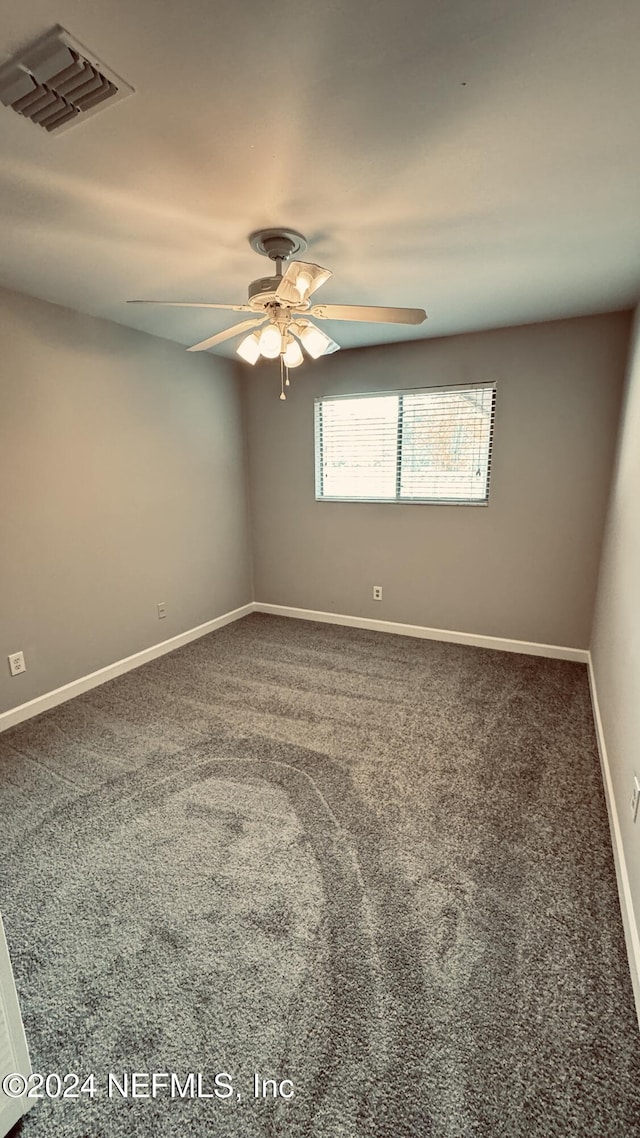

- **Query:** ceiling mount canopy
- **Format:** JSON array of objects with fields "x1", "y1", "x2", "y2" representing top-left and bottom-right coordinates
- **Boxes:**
[
  {"x1": 128, "y1": 229, "x2": 427, "y2": 400},
  {"x1": 248, "y1": 228, "x2": 308, "y2": 262}
]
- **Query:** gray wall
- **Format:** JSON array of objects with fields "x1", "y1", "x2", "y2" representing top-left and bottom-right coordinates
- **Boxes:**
[
  {"x1": 243, "y1": 313, "x2": 630, "y2": 648},
  {"x1": 0, "y1": 286, "x2": 252, "y2": 714},
  {"x1": 591, "y1": 303, "x2": 640, "y2": 987}
]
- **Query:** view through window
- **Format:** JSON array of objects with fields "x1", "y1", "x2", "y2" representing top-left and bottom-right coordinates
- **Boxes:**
[{"x1": 315, "y1": 383, "x2": 496, "y2": 503}]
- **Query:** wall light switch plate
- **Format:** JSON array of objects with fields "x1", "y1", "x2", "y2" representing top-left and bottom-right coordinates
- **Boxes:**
[
  {"x1": 157, "y1": 603, "x2": 167, "y2": 620},
  {"x1": 631, "y1": 776, "x2": 640, "y2": 823}
]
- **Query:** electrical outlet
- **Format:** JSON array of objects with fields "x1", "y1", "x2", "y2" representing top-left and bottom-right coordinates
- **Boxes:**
[
  {"x1": 8, "y1": 651, "x2": 26, "y2": 676},
  {"x1": 631, "y1": 776, "x2": 640, "y2": 823},
  {"x1": 372, "y1": 585, "x2": 383, "y2": 601},
  {"x1": 157, "y1": 603, "x2": 167, "y2": 620}
]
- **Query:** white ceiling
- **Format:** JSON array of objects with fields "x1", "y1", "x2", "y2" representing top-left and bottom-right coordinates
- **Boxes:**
[{"x1": 1, "y1": 0, "x2": 639, "y2": 357}]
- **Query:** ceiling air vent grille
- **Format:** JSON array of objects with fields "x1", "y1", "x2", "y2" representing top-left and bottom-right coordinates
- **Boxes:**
[{"x1": 0, "y1": 26, "x2": 134, "y2": 134}]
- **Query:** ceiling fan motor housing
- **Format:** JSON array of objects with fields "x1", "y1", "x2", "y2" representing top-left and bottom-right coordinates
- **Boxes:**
[
  {"x1": 247, "y1": 275, "x2": 283, "y2": 308},
  {"x1": 247, "y1": 274, "x2": 311, "y2": 313}
]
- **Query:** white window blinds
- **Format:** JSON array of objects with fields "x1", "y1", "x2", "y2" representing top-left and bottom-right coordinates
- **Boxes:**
[{"x1": 315, "y1": 383, "x2": 496, "y2": 504}]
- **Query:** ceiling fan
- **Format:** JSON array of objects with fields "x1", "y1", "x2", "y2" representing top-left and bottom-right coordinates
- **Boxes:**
[{"x1": 128, "y1": 228, "x2": 427, "y2": 399}]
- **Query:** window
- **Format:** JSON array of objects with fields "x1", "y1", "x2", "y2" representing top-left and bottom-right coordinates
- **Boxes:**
[{"x1": 315, "y1": 383, "x2": 496, "y2": 504}]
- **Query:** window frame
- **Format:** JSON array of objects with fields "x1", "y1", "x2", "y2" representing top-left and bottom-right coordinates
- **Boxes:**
[{"x1": 314, "y1": 381, "x2": 496, "y2": 506}]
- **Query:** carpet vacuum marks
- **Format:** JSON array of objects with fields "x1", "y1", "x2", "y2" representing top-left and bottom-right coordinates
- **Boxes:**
[{"x1": 2, "y1": 614, "x2": 640, "y2": 1136}]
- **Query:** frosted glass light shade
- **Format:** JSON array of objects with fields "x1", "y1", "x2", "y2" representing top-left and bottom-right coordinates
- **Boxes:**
[
  {"x1": 295, "y1": 271, "x2": 312, "y2": 299},
  {"x1": 299, "y1": 323, "x2": 336, "y2": 359},
  {"x1": 283, "y1": 339, "x2": 304, "y2": 368},
  {"x1": 274, "y1": 261, "x2": 332, "y2": 305},
  {"x1": 236, "y1": 331, "x2": 261, "y2": 364},
  {"x1": 259, "y1": 324, "x2": 282, "y2": 358}
]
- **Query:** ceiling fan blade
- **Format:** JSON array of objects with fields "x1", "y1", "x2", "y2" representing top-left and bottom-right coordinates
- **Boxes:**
[
  {"x1": 274, "y1": 261, "x2": 332, "y2": 305},
  {"x1": 187, "y1": 316, "x2": 267, "y2": 353},
  {"x1": 309, "y1": 303, "x2": 427, "y2": 325},
  {"x1": 127, "y1": 300, "x2": 252, "y2": 311}
]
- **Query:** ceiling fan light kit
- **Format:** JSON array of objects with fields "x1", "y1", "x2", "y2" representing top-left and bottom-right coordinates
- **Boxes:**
[{"x1": 128, "y1": 229, "x2": 427, "y2": 400}]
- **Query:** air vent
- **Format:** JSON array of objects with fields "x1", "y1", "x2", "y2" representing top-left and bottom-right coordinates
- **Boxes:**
[{"x1": 0, "y1": 26, "x2": 134, "y2": 134}]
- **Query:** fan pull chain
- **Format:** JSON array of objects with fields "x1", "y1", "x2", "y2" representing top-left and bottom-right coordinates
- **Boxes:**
[{"x1": 279, "y1": 355, "x2": 286, "y2": 400}]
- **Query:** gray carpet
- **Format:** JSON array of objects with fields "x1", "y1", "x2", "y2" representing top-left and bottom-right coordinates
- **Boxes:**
[{"x1": 1, "y1": 613, "x2": 639, "y2": 1137}]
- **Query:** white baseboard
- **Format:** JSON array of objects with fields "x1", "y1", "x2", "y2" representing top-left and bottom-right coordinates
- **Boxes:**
[
  {"x1": 253, "y1": 603, "x2": 589, "y2": 662},
  {"x1": 0, "y1": 603, "x2": 253, "y2": 734},
  {"x1": 587, "y1": 657, "x2": 640, "y2": 1028},
  {"x1": 1, "y1": 603, "x2": 589, "y2": 735}
]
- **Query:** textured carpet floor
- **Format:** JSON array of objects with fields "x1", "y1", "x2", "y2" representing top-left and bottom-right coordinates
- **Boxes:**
[{"x1": 1, "y1": 613, "x2": 639, "y2": 1137}]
